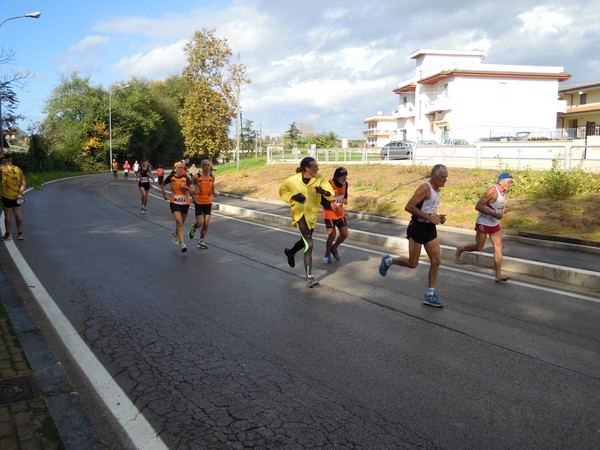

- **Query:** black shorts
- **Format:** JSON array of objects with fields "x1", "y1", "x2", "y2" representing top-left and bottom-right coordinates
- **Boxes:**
[
  {"x1": 158, "y1": 176, "x2": 164, "y2": 185},
  {"x1": 324, "y1": 217, "x2": 347, "y2": 230},
  {"x1": 194, "y1": 203, "x2": 212, "y2": 216},
  {"x1": 138, "y1": 182, "x2": 150, "y2": 191},
  {"x1": 170, "y1": 203, "x2": 190, "y2": 215},
  {"x1": 1, "y1": 197, "x2": 20, "y2": 208},
  {"x1": 406, "y1": 220, "x2": 437, "y2": 245}
]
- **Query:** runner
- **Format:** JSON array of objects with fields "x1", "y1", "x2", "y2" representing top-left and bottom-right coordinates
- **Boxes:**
[
  {"x1": 111, "y1": 159, "x2": 119, "y2": 180},
  {"x1": 322, "y1": 167, "x2": 349, "y2": 263},
  {"x1": 135, "y1": 158, "x2": 153, "y2": 213},
  {"x1": 156, "y1": 165, "x2": 164, "y2": 186},
  {"x1": 133, "y1": 160, "x2": 140, "y2": 173},
  {"x1": 123, "y1": 160, "x2": 130, "y2": 181},
  {"x1": 378, "y1": 164, "x2": 449, "y2": 307},
  {"x1": 0, "y1": 153, "x2": 27, "y2": 241},
  {"x1": 161, "y1": 162, "x2": 193, "y2": 253},
  {"x1": 279, "y1": 157, "x2": 333, "y2": 287},
  {"x1": 189, "y1": 159, "x2": 217, "y2": 249},
  {"x1": 455, "y1": 172, "x2": 514, "y2": 282}
]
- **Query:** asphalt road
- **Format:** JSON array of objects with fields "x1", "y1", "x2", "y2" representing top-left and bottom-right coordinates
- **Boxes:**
[{"x1": 11, "y1": 174, "x2": 600, "y2": 449}]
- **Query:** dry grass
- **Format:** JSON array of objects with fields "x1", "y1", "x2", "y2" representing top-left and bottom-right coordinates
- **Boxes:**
[{"x1": 215, "y1": 163, "x2": 600, "y2": 243}]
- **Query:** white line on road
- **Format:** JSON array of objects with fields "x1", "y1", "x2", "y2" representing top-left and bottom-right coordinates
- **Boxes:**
[{"x1": 2, "y1": 227, "x2": 167, "y2": 449}]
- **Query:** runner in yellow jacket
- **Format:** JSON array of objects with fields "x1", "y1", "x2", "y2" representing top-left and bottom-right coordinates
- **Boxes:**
[{"x1": 279, "y1": 157, "x2": 332, "y2": 287}]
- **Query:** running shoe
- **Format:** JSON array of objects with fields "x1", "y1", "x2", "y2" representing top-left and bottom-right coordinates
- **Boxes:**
[
  {"x1": 17, "y1": 233, "x2": 24, "y2": 241},
  {"x1": 306, "y1": 276, "x2": 319, "y2": 288},
  {"x1": 331, "y1": 249, "x2": 340, "y2": 261},
  {"x1": 197, "y1": 240, "x2": 208, "y2": 249},
  {"x1": 171, "y1": 232, "x2": 178, "y2": 245},
  {"x1": 141, "y1": 206, "x2": 144, "y2": 212},
  {"x1": 323, "y1": 254, "x2": 332, "y2": 264},
  {"x1": 188, "y1": 223, "x2": 196, "y2": 239},
  {"x1": 180, "y1": 243, "x2": 188, "y2": 253},
  {"x1": 142, "y1": 207, "x2": 147, "y2": 214},
  {"x1": 379, "y1": 255, "x2": 391, "y2": 277},
  {"x1": 1, "y1": 233, "x2": 11, "y2": 241},
  {"x1": 423, "y1": 293, "x2": 444, "y2": 308},
  {"x1": 284, "y1": 248, "x2": 295, "y2": 268}
]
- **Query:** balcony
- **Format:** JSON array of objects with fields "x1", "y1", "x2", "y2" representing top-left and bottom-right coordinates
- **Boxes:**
[
  {"x1": 423, "y1": 98, "x2": 452, "y2": 115},
  {"x1": 392, "y1": 105, "x2": 416, "y2": 119}
]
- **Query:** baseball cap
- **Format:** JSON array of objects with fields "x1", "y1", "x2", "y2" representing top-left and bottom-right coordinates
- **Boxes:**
[{"x1": 498, "y1": 172, "x2": 513, "y2": 181}]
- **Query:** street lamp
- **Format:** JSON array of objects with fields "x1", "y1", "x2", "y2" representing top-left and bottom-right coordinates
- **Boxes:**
[
  {"x1": 0, "y1": 11, "x2": 41, "y2": 28},
  {"x1": 0, "y1": 11, "x2": 42, "y2": 151},
  {"x1": 108, "y1": 83, "x2": 129, "y2": 169}
]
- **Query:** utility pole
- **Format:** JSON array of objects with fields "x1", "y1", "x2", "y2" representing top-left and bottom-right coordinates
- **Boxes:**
[{"x1": 235, "y1": 80, "x2": 240, "y2": 170}]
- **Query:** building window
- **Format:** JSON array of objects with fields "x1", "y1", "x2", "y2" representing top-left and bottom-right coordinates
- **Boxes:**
[{"x1": 580, "y1": 93, "x2": 587, "y2": 105}]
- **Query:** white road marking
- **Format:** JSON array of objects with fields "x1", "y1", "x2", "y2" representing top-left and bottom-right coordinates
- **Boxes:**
[{"x1": 2, "y1": 226, "x2": 167, "y2": 449}]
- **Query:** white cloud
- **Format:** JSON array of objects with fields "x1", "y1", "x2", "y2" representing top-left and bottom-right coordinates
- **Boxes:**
[
  {"x1": 112, "y1": 39, "x2": 188, "y2": 79},
  {"x1": 518, "y1": 6, "x2": 572, "y2": 36},
  {"x1": 59, "y1": 35, "x2": 110, "y2": 74}
]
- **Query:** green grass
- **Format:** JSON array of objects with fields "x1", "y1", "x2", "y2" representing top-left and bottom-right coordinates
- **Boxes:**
[
  {"x1": 215, "y1": 156, "x2": 267, "y2": 174},
  {"x1": 26, "y1": 171, "x2": 91, "y2": 190}
]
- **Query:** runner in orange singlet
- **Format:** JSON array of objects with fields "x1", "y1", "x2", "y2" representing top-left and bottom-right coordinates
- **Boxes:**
[
  {"x1": 161, "y1": 162, "x2": 192, "y2": 253},
  {"x1": 188, "y1": 159, "x2": 217, "y2": 249}
]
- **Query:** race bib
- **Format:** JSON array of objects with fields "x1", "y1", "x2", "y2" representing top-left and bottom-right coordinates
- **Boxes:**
[
  {"x1": 140, "y1": 177, "x2": 149, "y2": 183},
  {"x1": 174, "y1": 195, "x2": 187, "y2": 205}
]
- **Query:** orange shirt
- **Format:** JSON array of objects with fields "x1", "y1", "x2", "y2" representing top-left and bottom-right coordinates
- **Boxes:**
[
  {"x1": 164, "y1": 174, "x2": 191, "y2": 205},
  {"x1": 322, "y1": 179, "x2": 347, "y2": 220},
  {"x1": 193, "y1": 174, "x2": 214, "y2": 205}
]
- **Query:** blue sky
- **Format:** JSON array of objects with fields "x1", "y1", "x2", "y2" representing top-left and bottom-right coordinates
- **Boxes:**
[{"x1": 3, "y1": 0, "x2": 600, "y2": 139}]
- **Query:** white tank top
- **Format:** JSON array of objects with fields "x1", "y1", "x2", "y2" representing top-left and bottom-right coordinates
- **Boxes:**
[
  {"x1": 476, "y1": 184, "x2": 505, "y2": 227},
  {"x1": 414, "y1": 181, "x2": 440, "y2": 222}
]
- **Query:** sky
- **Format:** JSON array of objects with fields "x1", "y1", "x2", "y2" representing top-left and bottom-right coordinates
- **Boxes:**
[{"x1": 2, "y1": 0, "x2": 600, "y2": 140}]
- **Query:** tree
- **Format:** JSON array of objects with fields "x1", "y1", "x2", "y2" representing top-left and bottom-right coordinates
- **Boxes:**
[
  {"x1": 285, "y1": 122, "x2": 301, "y2": 148},
  {"x1": 41, "y1": 73, "x2": 106, "y2": 169},
  {"x1": 179, "y1": 28, "x2": 250, "y2": 161},
  {"x1": 1, "y1": 49, "x2": 34, "y2": 146},
  {"x1": 241, "y1": 119, "x2": 257, "y2": 152}
]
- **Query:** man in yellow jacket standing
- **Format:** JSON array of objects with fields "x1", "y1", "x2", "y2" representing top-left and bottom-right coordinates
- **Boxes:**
[{"x1": 279, "y1": 156, "x2": 332, "y2": 287}]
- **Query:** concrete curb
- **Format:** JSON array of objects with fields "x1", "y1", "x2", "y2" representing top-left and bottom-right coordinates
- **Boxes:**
[{"x1": 215, "y1": 201, "x2": 600, "y2": 291}]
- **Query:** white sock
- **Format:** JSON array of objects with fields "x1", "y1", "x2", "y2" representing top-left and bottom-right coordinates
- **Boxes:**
[{"x1": 427, "y1": 288, "x2": 435, "y2": 296}]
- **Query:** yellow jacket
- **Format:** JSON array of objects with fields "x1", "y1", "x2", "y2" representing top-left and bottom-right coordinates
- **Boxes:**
[{"x1": 279, "y1": 172, "x2": 333, "y2": 228}]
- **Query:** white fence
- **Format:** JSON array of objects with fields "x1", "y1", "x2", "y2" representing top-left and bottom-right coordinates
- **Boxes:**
[{"x1": 267, "y1": 141, "x2": 600, "y2": 172}]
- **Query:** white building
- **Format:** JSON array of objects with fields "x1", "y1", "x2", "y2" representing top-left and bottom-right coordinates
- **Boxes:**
[{"x1": 364, "y1": 49, "x2": 570, "y2": 146}]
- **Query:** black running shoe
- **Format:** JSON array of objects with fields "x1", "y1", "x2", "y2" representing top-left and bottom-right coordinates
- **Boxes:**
[{"x1": 284, "y1": 248, "x2": 295, "y2": 268}]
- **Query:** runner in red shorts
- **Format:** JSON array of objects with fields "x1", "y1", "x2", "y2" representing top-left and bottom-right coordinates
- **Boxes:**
[{"x1": 455, "y1": 172, "x2": 514, "y2": 282}]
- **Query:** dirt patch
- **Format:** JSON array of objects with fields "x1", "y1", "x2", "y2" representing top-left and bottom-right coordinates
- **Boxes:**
[{"x1": 215, "y1": 163, "x2": 600, "y2": 243}]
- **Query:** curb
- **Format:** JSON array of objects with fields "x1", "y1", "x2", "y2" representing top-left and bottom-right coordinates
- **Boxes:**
[{"x1": 215, "y1": 201, "x2": 600, "y2": 291}]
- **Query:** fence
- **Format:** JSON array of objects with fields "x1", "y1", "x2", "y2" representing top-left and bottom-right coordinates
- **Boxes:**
[{"x1": 267, "y1": 142, "x2": 600, "y2": 172}]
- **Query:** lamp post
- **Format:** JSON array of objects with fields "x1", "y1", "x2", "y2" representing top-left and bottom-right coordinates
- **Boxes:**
[
  {"x1": 108, "y1": 83, "x2": 129, "y2": 169},
  {"x1": 0, "y1": 11, "x2": 42, "y2": 151}
]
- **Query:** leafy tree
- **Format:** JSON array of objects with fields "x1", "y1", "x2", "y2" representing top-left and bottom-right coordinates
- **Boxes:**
[
  {"x1": 241, "y1": 119, "x2": 257, "y2": 152},
  {"x1": 285, "y1": 122, "x2": 301, "y2": 148},
  {"x1": 41, "y1": 73, "x2": 106, "y2": 168},
  {"x1": 180, "y1": 28, "x2": 250, "y2": 161},
  {"x1": 1, "y1": 49, "x2": 34, "y2": 146}
]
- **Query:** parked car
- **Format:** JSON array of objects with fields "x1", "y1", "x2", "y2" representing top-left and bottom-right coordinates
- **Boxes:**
[
  {"x1": 443, "y1": 138, "x2": 469, "y2": 145},
  {"x1": 417, "y1": 140, "x2": 437, "y2": 145},
  {"x1": 380, "y1": 141, "x2": 414, "y2": 160}
]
